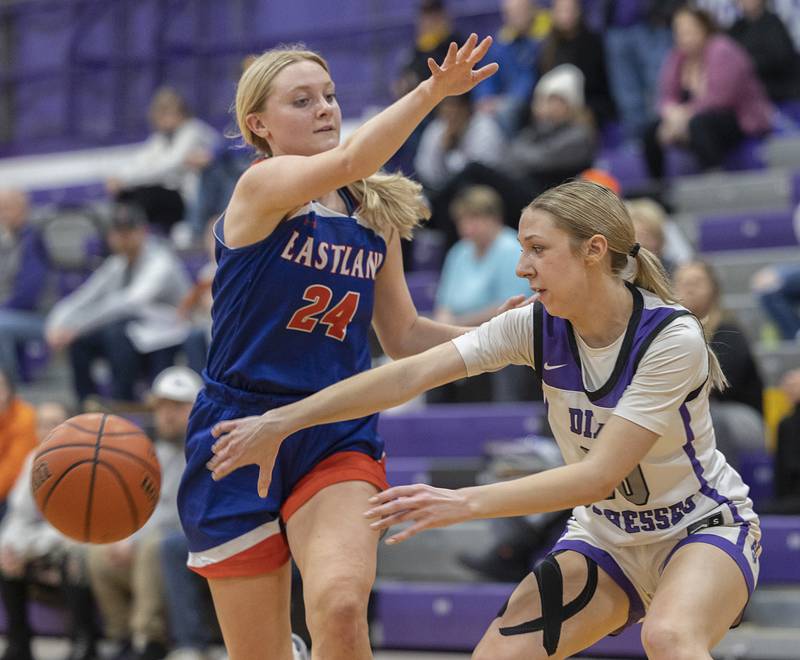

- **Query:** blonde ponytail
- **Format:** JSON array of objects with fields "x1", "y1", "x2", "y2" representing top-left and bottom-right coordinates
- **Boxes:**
[
  {"x1": 348, "y1": 171, "x2": 430, "y2": 240},
  {"x1": 631, "y1": 246, "x2": 676, "y2": 304}
]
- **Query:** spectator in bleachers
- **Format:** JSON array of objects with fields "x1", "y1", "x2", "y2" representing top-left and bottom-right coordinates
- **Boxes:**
[
  {"x1": 643, "y1": 6, "x2": 773, "y2": 181},
  {"x1": 765, "y1": 368, "x2": 800, "y2": 513},
  {"x1": 0, "y1": 401, "x2": 98, "y2": 660},
  {"x1": 414, "y1": 92, "x2": 506, "y2": 193},
  {"x1": 158, "y1": 530, "x2": 218, "y2": 660},
  {"x1": 536, "y1": 0, "x2": 616, "y2": 128},
  {"x1": 503, "y1": 63, "x2": 596, "y2": 195},
  {"x1": 178, "y1": 220, "x2": 216, "y2": 374},
  {"x1": 393, "y1": 0, "x2": 463, "y2": 100},
  {"x1": 106, "y1": 87, "x2": 220, "y2": 238},
  {"x1": 434, "y1": 186, "x2": 530, "y2": 327},
  {"x1": 674, "y1": 260, "x2": 765, "y2": 468},
  {"x1": 424, "y1": 65, "x2": 594, "y2": 248},
  {"x1": 752, "y1": 263, "x2": 800, "y2": 341},
  {"x1": 0, "y1": 369, "x2": 36, "y2": 522},
  {"x1": 626, "y1": 197, "x2": 686, "y2": 275},
  {"x1": 729, "y1": 0, "x2": 800, "y2": 102},
  {"x1": 0, "y1": 189, "x2": 50, "y2": 383},
  {"x1": 45, "y1": 203, "x2": 191, "y2": 407},
  {"x1": 472, "y1": 0, "x2": 550, "y2": 135},
  {"x1": 87, "y1": 366, "x2": 201, "y2": 660},
  {"x1": 599, "y1": 0, "x2": 678, "y2": 140},
  {"x1": 430, "y1": 186, "x2": 538, "y2": 404}
]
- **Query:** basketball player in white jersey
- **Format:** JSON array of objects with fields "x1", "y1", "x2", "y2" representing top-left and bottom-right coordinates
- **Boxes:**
[{"x1": 207, "y1": 180, "x2": 760, "y2": 660}]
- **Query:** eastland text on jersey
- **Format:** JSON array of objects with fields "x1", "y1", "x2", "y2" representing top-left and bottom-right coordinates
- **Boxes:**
[{"x1": 281, "y1": 230, "x2": 385, "y2": 280}]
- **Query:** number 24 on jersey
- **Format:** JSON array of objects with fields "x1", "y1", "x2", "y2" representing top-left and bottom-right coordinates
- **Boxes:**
[{"x1": 286, "y1": 284, "x2": 360, "y2": 341}]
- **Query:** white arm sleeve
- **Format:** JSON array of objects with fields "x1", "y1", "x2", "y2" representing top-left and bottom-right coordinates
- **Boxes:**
[
  {"x1": 451, "y1": 305, "x2": 535, "y2": 375},
  {"x1": 614, "y1": 316, "x2": 709, "y2": 435}
]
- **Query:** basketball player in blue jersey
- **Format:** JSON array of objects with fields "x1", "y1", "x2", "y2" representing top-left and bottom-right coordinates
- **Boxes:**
[
  {"x1": 210, "y1": 180, "x2": 761, "y2": 660},
  {"x1": 177, "y1": 35, "x2": 500, "y2": 660}
]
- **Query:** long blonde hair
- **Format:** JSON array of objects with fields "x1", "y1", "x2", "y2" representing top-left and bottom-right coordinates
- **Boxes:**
[
  {"x1": 235, "y1": 46, "x2": 428, "y2": 239},
  {"x1": 528, "y1": 181, "x2": 727, "y2": 390}
]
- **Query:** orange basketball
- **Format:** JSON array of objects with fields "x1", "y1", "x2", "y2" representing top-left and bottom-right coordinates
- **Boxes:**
[{"x1": 31, "y1": 413, "x2": 161, "y2": 544}]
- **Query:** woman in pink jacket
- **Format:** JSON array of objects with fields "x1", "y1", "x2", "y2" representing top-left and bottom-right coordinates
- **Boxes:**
[{"x1": 643, "y1": 6, "x2": 773, "y2": 181}]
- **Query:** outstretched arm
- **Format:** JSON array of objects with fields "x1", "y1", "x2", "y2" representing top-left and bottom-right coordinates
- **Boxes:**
[
  {"x1": 365, "y1": 414, "x2": 659, "y2": 544},
  {"x1": 207, "y1": 341, "x2": 469, "y2": 495},
  {"x1": 226, "y1": 34, "x2": 498, "y2": 246}
]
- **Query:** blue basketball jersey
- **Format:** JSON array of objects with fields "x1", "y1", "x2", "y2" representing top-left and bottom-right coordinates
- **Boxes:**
[{"x1": 206, "y1": 190, "x2": 387, "y2": 395}]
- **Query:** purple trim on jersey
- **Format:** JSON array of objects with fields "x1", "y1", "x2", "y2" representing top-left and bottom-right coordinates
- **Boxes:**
[
  {"x1": 678, "y1": 403, "x2": 748, "y2": 548},
  {"x1": 538, "y1": 286, "x2": 689, "y2": 407},
  {"x1": 551, "y1": 539, "x2": 645, "y2": 627},
  {"x1": 662, "y1": 533, "x2": 756, "y2": 596}
]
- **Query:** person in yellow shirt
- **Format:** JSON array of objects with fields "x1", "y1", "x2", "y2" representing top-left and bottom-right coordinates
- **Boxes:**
[{"x1": 0, "y1": 368, "x2": 37, "y2": 519}]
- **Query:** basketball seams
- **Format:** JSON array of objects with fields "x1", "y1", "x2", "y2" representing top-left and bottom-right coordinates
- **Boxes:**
[
  {"x1": 40, "y1": 459, "x2": 97, "y2": 515},
  {"x1": 35, "y1": 444, "x2": 160, "y2": 477},
  {"x1": 83, "y1": 414, "x2": 107, "y2": 541},
  {"x1": 94, "y1": 460, "x2": 142, "y2": 535},
  {"x1": 62, "y1": 420, "x2": 147, "y2": 437}
]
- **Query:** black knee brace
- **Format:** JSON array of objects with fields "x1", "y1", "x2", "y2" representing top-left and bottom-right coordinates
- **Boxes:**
[{"x1": 496, "y1": 552, "x2": 598, "y2": 656}]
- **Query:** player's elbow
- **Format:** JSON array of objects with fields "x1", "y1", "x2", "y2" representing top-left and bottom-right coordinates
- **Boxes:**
[{"x1": 580, "y1": 460, "x2": 623, "y2": 503}]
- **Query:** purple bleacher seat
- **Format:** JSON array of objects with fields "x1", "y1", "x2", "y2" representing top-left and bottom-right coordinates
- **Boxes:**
[
  {"x1": 385, "y1": 456, "x2": 432, "y2": 486},
  {"x1": 596, "y1": 145, "x2": 650, "y2": 197},
  {"x1": 666, "y1": 138, "x2": 766, "y2": 178},
  {"x1": 374, "y1": 580, "x2": 646, "y2": 656},
  {"x1": 405, "y1": 270, "x2": 439, "y2": 314},
  {"x1": 776, "y1": 100, "x2": 800, "y2": 128},
  {"x1": 791, "y1": 170, "x2": 800, "y2": 206},
  {"x1": 412, "y1": 232, "x2": 446, "y2": 272},
  {"x1": 377, "y1": 403, "x2": 544, "y2": 458},
  {"x1": 0, "y1": 601, "x2": 68, "y2": 637},
  {"x1": 374, "y1": 581, "x2": 513, "y2": 650},
  {"x1": 738, "y1": 450, "x2": 774, "y2": 507},
  {"x1": 697, "y1": 209, "x2": 798, "y2": 252},
  {"x1": 17, "y1": 339, "x2": 50, "y2": 384},
  {"x1": 758, "y1": 515, "x2": 800, "y2": 583},
  {"x1": 29, "y1": 183, "x2": 106, "y2": 208},
  {"x1": 180, "y1": 249, "x2": 211, "y2": 282}
]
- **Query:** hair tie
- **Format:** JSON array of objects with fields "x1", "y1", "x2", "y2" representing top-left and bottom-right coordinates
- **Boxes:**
[{"x1": 629, "y1": 242, "x2": 641, "y2": 258}]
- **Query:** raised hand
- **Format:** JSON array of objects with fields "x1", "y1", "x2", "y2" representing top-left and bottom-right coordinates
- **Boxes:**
[
  {"x1": 363, "y1": 483, "x2": 473, "y2": 545},
  {"x1": 427, "y1": 33, "x2": 498, "y2": 99},
  {"x1": 495, "y1": 293, "x2": 539, "y2": 317},
  {"x1": 207, "y1": 413, "x2": 287, "y2": 497}
]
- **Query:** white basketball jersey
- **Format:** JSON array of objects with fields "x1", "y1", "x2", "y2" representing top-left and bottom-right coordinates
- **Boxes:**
[
  {"x1": 538, "y1": 285, "x2": 756, "y2": 546},
  {"x1": 453, "y1": 285, "x2": 757, "y2": 549}
]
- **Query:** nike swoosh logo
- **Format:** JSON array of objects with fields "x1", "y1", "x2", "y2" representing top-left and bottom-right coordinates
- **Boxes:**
[{"x1": 543, "y1": 362, "x2": 566, "y2": 370}]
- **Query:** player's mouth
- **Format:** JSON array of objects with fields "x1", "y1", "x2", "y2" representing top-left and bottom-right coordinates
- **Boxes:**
[{"x1": 314, "y1": 125, "x2": 336, "y2": 133}]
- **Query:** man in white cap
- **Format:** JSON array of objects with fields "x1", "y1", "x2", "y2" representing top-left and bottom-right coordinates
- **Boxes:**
[{"x1": 86, "y1": 367, "x2": 202, "y2": 660}]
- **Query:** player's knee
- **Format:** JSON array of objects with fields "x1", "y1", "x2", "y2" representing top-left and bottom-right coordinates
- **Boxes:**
[
  {"x1": 641, "y1": 620, "x2": 703, "y2": 660},
  {"x1": 306, "y1": 576, "x2": 368, "y2": 630}
]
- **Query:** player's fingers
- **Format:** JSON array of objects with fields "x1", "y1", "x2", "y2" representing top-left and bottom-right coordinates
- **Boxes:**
[
  {"x1": 472, "y1": 62, "x2": 499, "y2": 84},
  {"x1": 467, "y1": 35, "x2": 493, "y2": 65},
  {"x1": 210, "y1": 458, "x2": 236, "y2": 481},
  {"x1": 368, "y1": 484, "x2": 423, "y2": 505},
  {"x1": 442, "y1": 41, "x2": 458, "y2": 67},
  {"x1": 257, "y1": 467, "x2": 272, "y2": 498},
  {"x1": 427, "y1": 57, "x2": 442, "y2": 76},
  {"x1": 385, "y1": 520, "x2": 429, "y2": 545},
  {"x1": 368, "y1": 509, "x2": 416, "y2": 530},
  {"x1": 211, "y1": 420, "x2": 238, "y2": 438},
  {"x1": 456, "y1": 33, "x2": 478, "y2": 61},
  {"x1": 364, "y1": 495, "x2": 417, "y2": 519}
]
